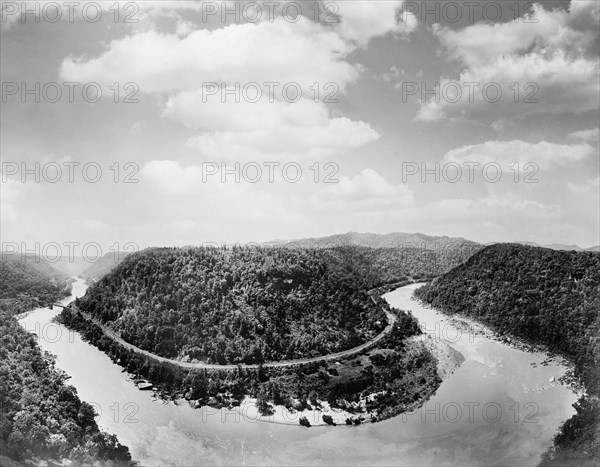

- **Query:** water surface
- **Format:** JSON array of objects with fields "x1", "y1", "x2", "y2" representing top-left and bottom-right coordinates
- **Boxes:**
[{"x1": 19, "y1": 280, "x2": 578, "y2": 466}]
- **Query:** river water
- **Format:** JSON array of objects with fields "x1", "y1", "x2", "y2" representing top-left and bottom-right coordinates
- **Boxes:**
[{"x1": 19, "y1": 279, "x2": 578, "y2": 466}]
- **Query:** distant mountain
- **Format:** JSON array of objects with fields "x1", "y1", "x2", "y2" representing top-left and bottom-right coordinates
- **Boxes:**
[
  {"x1": 80, "y1": 252, "x2": 131, "y2": 281},
  {"x1": 541, "y1": 243, "x2": 584, "y2": 251},
  {"x1": 586, "y1": 245, "x2": 600, "y2": 252},
  {"x1": 272, "y1": 231, "x2": 480, "y2": 252}
]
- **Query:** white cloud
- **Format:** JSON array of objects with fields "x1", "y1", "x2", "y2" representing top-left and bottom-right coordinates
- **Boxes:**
[
  {"x1": 443, "y1": 140, "x2": 595, "y2": 169},
  {"x1": 313, "y1": 168, "x2": 415, "y2": 211},
  {"x1": 163, "y1": 92, "x2": 379, "y2": 158},
  {"x1": 417, "y1": 2, "x2": 600, "y2": 123},
  {"x1": 60, "y1": 17, "x2": 358, "y2": 94},
  {"x1": 569, "y1": 128, "x2": 600, "y2": 142},
  {"x1": 139, "y1": 160, "x2": 304, "y2": 241},
  {"x1": 334, "y1": 1, "x2": 417, "y2": 46},
  {"x1": 567, "y1": 175, "x2": 599, "y2": 194},
  {"x1": 59, "y1": 14, "x2": 393, "y2": 159}
]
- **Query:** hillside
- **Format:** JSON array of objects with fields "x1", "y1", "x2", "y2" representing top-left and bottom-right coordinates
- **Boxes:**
[
  {"x1": 75, "y1": 246, "x2": 390, "y2": 364},
  {"x1": 74, "y1": 243, "x2": 479, "y2": 365},
  {"x1": 322, "y1": 245, "x2": 479, "y2": 289},
  {"x1": 415, "y1": 244, "x2": 600, "y2": 463},
  {"x1": 0, "y1": 255, "x2": 69, "y2": 315},
  {"x1": 80, "y1": 252, "x2": 131, "y2": 282}
]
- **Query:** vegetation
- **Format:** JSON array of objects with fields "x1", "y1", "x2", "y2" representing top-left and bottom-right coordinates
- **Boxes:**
[
  {"x1": 58, "y1": 301, "x2": 441, "y2": 424},
  {"x1": 415, "y1": 243, "x2": 600, "y2": 463},
  {"x1": 74, "y1": 246, "x2": 389, "y2": 364},
  {"x1": 323, "y1": 244, "x2": 480, "y2": 289},
  {"x1": 52, "y1": 242, "x2": 474, "y2": 424},
  {"x1": 0, "y1": 257, "x2": 132, "y2": 465},
  {"x1": 0, "y1": 254, "x2": 69, "y2": 315},
  {"x1": 73, "y1": 245, "x2": 475, "y2": 365}
]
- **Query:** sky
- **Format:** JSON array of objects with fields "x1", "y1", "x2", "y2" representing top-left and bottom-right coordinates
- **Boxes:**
[{"x1": 1, "y1": 0, "x2": 599, "y2": 256}]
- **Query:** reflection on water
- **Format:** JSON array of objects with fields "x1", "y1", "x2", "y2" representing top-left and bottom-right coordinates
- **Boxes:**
[{"x1": 19, "y1": 280, "x2": 578, "y2": 466}]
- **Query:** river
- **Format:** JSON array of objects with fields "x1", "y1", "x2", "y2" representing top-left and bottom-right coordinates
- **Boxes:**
[{"x1": 18, "y1": 279, "x2": 578, "y2": 466}]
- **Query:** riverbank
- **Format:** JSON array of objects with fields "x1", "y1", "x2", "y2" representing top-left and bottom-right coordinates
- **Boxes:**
[
  {"x1": 21, "y1": 279, "x2": 582, "y2": 466},
  {"x1": 57, "y1": 291, "x2": 455, "y2": 427},
  {"x1": 409, "y1": 294, "x2": 586, "y2": 398},
  {"x1": 6, "y1": 280, "x2": 132, "y2": 466}
]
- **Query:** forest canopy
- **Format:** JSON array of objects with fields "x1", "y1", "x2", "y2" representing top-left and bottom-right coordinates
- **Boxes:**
[{"x1": 75, "y1": 244, "x2": 474, "y2": 365}]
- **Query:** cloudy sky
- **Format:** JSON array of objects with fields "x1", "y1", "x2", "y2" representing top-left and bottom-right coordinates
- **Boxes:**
[{"x1": 1, "y1": 0, "x2": 599, "y2": 253}]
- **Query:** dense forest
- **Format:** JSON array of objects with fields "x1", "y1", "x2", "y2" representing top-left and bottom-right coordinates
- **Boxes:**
[
  {"x1": 0, "y1": 258, "x2": 132, "y2": 464},
  {"x1": 74, "y1": 245, "x2": 475, "y2": 365},
  {"x1": 323, "y1": 244, "x2": 480, "y2": 289},
  {"x1": 414, "y1": 244, "x2": 600, "y2": 463}
]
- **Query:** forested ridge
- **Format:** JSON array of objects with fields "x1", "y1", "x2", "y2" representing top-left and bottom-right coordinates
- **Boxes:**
[
  {"x1": 0, "y1": 257, "x2": 132, "y2": 464},
  {"x1": 75, "y1": 244, "x2": 474, "y2": 365},
  {"x1": 76, "y1": 246, "x2": 386, "y2": 364},
  {"x1": 415, "y1": 243, "x2": 600, "y2": 462}
]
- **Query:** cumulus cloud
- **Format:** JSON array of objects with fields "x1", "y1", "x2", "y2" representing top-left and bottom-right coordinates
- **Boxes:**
[
  {"x1": 163, "y1": 92, "x2": 379, "y2": 158},
  {"x1": 334, "y1": 0, "x2": 417, "y2": 46},
  {"x1": 313, "y1": 169, "x2": 415, "y2": 211},
  {"x1": 416, "y1": 1, "x2": 600, "y2": 123},
  {"x1": 139, "y1": 159, "x2": 304, "y2": 238},
  {"x1": 59, "y1": 7, "x2": 412, "y2": 159},
  {"x1": 60, "y1": 17, "x2": 358, "y2": 94}
]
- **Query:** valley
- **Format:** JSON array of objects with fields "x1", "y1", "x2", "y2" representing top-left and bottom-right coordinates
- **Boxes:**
[{"x1": 2, "y1": 238, "x2": 598, "y2": 466}]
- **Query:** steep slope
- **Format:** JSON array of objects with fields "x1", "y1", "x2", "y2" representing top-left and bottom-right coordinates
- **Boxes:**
[{"x1": 0, "y1": 255, "x2": 69, "y2": 314}]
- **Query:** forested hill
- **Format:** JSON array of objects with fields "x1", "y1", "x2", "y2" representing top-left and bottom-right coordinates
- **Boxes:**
[
  {"x1": 415, "y1": 243, "x2": 600, "y2": 461},
  {"x1": 75, "y1": 246, "x2": 391, "y2": 364},
  {"x1": 0, "y1": 255, "x2": 69, "y2": 314},
  {"x1": 75, "y1": 244, "x2": 478, "y2": 365}
]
